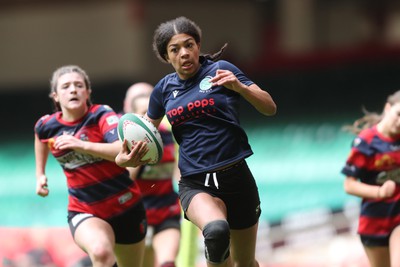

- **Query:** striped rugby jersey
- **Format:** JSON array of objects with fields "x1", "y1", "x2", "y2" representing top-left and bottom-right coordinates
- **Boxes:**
[
  {"x1": 35, "y1": 104, "x2": 142, "y2": 219},
  {"x1": 341, "y1": 125, "x2": 400, "y2": 238}
]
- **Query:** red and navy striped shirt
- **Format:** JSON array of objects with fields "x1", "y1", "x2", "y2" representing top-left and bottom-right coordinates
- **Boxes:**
[
  {"x1": 341, "y1": 125, "x2": 400, "y2": 238},
  {"x1": 34, "y1": 104, "x2": 142, "y2": 219}
]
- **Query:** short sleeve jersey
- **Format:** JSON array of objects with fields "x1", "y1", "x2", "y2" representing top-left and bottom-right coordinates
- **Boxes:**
[
  {"x1": 147, "y1": 57, "x2": 254, "y2": 176},
  {"x1": 341, "y1": 126, "x2": 400, "y2": 238},
  {"x1": 34, "y1": 104, "x2": 142, "y2": 219}
]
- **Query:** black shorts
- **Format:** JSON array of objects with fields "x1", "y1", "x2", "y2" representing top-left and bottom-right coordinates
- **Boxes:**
[
  {"x1": 145, "y1": 215, "x2": 181, "y2": 246},
  {"x1": 151, "y1": 215, "x2": 181, "y2": 234},
  {"x1": 178, "y1": 160, "x2": 261, "y2": 230},
  {"x1": 68, "y1": 202, "x2": 147, "y2": 244},
  {"x1": 360, "y1": 234, "x2": 389, "y2": 247}
]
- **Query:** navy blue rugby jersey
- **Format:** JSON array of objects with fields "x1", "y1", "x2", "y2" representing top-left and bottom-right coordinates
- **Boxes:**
[{"x1": 147, "y1": 57, "x2": 254, "y2": 176}]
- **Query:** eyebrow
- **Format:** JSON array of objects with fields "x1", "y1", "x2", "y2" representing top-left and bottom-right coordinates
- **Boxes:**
[
  {"x1": 60, "y1": 80, "x2": 84, "y2": 86},
  {"x1": 168, "y1": 37, "x2": 194, "y2": 48}
]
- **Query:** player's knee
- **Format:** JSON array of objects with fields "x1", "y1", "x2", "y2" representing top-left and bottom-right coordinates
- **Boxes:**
[
  {"x1": 202, "y1": 220, "x2": 230, "y2": 264},
  {"x1": 88, "y1": 244, "x2": 115, "y2": 266}
]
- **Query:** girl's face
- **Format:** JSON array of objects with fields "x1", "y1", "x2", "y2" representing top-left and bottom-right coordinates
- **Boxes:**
[
  {"x1": 53, "y1": 72, "x2": 91, "y2": 115},
  {"x1": 383, "y1": 102, "x2": 400, "y2": 136},
  {"x1": 165, "y1": 33, "x2": 201, "y2": 80}
]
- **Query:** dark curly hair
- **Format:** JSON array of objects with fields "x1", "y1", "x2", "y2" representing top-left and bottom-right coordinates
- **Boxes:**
[{"x1": 152, "y1": 16, "x2": 227, "y2": 63}]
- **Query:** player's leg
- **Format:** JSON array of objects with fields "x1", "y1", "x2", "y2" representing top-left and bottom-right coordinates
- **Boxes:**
[
  {"x1": 186, "y1": 192, "x2": 227, "y2": 229},
  {"x1": 141, "y1": 225, "x2": 155, "y2": 267},
  {"x1": 185, "y1": 192, "x2": 232, "y2": 267},
  {"x1": 363, "y1": 246, "x2": 390, "y2": 267},
  {"x1": 230, "y1": 222, "x2": 259, "y2": 267},
  {"x1": 72, "y1": 216, "x2": 116, "y2": 267},
  {"x1": 389, "y1": 225, "x2": 400, "y2": 267},
  {"x1": 220, "y1": 161, "x2": 260, "y2": 267},
  {"x1": 114, "y1": 240, "x2": 145, "y2": 267},
  {"x1": 177, "y1": 217, "x2": 198, "y2": 267},
  {"x1": 361, "y1": 234, "x2": 390, "y2": 267},
  {"x1": 109, "y1": 203, "x2": 147, "y2": 267},
  {"x1": 142, "y1": 243, "x2": 155, "y2": 267},
  {"x1": 153, "y1": 227, "x2": 180, "y2": 266}
]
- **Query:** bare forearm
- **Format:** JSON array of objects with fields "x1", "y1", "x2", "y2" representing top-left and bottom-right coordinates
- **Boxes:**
[
  {"x1": 35, "y1": 134, "x2": 48, "y2": 178},
  {"x1": 239, "y1": 84, "x2": 277, "y2": 116},
  {"x1": 80, "y1": 141, "x2": 121, "y2": 162},
  {"x1": 344, "y1": 177, "x2": 380, "y2": 199}
]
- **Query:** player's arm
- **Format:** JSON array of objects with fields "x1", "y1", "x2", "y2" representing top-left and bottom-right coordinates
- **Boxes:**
[
  {"x1": 344, "y1": 176, "x2": 396, "y2": 199},
  {"x1": 55, "y1": 136, "x2": 150, "y2": 168},
  {"x1": 144, "y1": 114, "x2": 163, "y2": 129},
  {"x1": 34, "y1": 134, "x2": 50, "y2": 197},
  {"x1": 239, "y1": 83, "x2": 276, "y2": 116},
  {"x1": 209, "y1": 69, "x2": 276, "y2": 116},
  {"x1": 172, "y1": 141, "x2": 181, "y2": 183},
  {"x1": 53, "y1": 135, "x2": 122, "y2": 162}
]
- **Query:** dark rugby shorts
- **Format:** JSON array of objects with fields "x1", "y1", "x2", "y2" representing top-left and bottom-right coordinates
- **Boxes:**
[
  {"x1": 68, "y1": 202, "x2": 147, "y2": 244},
  {"x1": 178, "y1": 160, "x2": 261, "y2": 230},
  {"x1": 151, "y1": 215, "x2": 181, "y2": 234},
  {"x1": 360, "y1": 234, "x2": 390, "y2": 247},
  {"x1": 145, "y1": 215, "x2": 181, "y2": 246}
]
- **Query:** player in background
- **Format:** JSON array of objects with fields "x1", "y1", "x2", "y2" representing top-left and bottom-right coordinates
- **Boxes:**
[
  {"x1": 341, "y1": 90, "x2": 400, "y2": 267},
  {"x1": 123, "y1": 82, "x2": 181, "y2": 267},
  {"x1": 115, "y1": 17, "x2": 277, "y2": 267},
  {"x1": 34, "y1": 65, "x2": 148, "y2": 267}
]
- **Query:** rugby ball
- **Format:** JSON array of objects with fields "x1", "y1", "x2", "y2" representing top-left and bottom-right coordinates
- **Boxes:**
[{"x1": 118, "y1": 113, "x2": 163, "y2": 165}]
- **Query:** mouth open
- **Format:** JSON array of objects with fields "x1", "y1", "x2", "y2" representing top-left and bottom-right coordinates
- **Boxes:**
[{"x1": 182, "y1": 62, "x2": 193, "y2": 70}]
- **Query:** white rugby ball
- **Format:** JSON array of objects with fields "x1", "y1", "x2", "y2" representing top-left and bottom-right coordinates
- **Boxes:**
[{"x1": 118, "y1": 113, "x2": 163, "y2": 165}]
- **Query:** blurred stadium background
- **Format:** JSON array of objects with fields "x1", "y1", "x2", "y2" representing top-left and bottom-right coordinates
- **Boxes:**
[{"x1": 1, "y1": 0, "x2": 400, "y2": 266}]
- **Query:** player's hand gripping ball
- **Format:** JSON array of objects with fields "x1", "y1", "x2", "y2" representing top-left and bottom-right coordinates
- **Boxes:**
[{"x1": 118, "y1": 113, "x2": 163, "y2": 165}]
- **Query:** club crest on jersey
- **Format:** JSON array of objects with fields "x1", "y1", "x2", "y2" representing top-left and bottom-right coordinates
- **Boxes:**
[
  {"x1": 106, "y1": 115, "x2": 119, "y2": 125},
  {"x1": 199, "y1": 76, "x2": 213, "y2": 93},
  {"x1": 79, "y1": 133, "x2": 89, "y2": 141}
]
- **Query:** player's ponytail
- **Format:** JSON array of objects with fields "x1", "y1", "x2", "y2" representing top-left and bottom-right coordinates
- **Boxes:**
[
  {"x1": 343, "y1": 90, "x2": 400, "y2": 134},
  {"x1": 342, "y1": 107, "x2": 382, "y2": 134},
  {"x1": 202, "y1": 43, "x2": 228, "y2": 62}
]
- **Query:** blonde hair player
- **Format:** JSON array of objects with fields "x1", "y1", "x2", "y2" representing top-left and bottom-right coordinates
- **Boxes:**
[{"x1": 341, "y1": 90, "x2": 400, "y2": 267}]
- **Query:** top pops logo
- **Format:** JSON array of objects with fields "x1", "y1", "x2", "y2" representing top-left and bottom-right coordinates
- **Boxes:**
[{"x1": 166, "y1": 98, "x2": 215, "y2": 118}]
